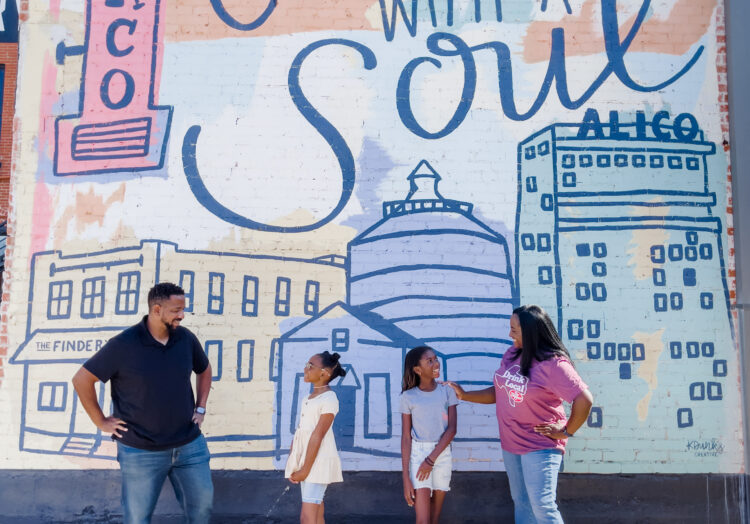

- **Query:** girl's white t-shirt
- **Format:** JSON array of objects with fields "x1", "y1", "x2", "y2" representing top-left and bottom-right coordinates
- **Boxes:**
[{"x1": 285, "y1": 390, "x2": 343, "y2": 484}]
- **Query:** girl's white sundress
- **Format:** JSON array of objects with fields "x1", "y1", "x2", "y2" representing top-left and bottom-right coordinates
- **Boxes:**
[{"x1": 285, "y1": 390, "x2": 343, "y2": 484}]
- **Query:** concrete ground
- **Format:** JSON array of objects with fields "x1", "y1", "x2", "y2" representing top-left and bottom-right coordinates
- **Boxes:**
[{"x1": 0, "y1": 470, "x2": 746, "y2": 523}]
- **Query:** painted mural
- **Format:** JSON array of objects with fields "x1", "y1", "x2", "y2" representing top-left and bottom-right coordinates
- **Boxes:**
[{"x1": 1, "y1": 0, "x2": 741, "y2": 475}]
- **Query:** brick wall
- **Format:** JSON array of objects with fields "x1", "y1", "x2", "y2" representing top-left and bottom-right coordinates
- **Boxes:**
[{"x1": 0, "y1": 0, "x2": 742, "y2": 477}]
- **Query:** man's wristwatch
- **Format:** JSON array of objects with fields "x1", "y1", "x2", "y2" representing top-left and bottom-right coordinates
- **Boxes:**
[
  {"x1": 195, "y1": 406, "x2": 206, "y2": 415},
  {"x1": 562, "y1": 426, "x2": 573, "y2": 438}
]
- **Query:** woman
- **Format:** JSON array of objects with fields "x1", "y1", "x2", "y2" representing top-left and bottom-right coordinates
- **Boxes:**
[{"x1": 446, "y1": 305, "x2": 593, "y2": 523}]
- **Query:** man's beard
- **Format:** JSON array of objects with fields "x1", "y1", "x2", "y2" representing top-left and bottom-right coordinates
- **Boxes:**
[{"x1": 164, "y1": 319, "x2": 178, "y2": 334}]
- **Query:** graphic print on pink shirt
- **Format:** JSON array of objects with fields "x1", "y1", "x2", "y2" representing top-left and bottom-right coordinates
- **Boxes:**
[{"x1": 495, "y1": 364, "x2": 528, "y2": 407}]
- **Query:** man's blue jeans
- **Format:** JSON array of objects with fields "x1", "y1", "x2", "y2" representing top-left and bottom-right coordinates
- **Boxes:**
[
  {"x1": 502, "y1": 448, "x2": 564, "y2": 524},
  {"x1": 116, "y1": 434, "x2": 213, "y2": 524}
]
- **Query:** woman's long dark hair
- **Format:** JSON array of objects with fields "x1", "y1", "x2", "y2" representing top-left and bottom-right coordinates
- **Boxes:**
[
  {"x1": 402, "y1": 346, "x2": 433, "y2": 392},
  {"x1": 509, "y1": 305, "x2": 572, "y2": 377},
  {"x1": 319, "y1": 351, "x2": 347, "y2": 384}
]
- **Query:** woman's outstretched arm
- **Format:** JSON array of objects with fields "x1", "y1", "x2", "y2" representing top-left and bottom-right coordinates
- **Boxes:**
[{"x1": 443, "y1": 382, "x2": 496, "y2": 404}]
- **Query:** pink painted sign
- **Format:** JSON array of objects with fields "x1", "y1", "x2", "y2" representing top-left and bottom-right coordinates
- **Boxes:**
[{"x1": 54, "y1": 0, "x2": 172, "y2": 175}]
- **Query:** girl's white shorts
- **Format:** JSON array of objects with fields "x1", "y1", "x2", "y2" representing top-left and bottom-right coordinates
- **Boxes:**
[{"x1": 410, "y1": 440, "x2": 452, "y2": 493}]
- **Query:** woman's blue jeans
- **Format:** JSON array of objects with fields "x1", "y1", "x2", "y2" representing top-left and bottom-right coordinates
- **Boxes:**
[
  {"x1": 502, "y1": 448, "x2": 564, "y2": 524},
  {"x1": 116, "y1": 434, "x2": 213, "y2": 524}
]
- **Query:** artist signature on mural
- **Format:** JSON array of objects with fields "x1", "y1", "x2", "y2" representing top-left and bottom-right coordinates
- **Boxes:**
[{"x1": 685, "y1": 439, "x2": 724, "y2": 457}]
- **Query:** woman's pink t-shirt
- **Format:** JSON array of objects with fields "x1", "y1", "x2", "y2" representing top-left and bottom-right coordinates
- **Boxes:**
[{"x1": 494, "y1": 349, "x2": 588, "y2": 455}]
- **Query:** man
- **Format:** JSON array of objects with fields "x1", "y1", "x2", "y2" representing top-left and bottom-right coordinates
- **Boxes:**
[{"x1": 72, "y1": 282, "x2": 213, "y2": 523}]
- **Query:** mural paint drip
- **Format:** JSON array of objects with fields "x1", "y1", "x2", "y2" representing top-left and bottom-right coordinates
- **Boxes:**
[{"x1": 4, "y1": 0, "x2": 742, "y2": 475}]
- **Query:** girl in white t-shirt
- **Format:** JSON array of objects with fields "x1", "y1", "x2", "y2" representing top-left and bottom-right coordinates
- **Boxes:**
[
  {"x1": 400, "y1": 345, "x2": 458, "y2": 524},
  {"x1": 286, "y1": 351, "x2": 346, "y2": 523}
]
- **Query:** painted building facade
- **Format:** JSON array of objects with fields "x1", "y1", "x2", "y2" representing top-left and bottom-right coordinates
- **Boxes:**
[{"x1": 0, "y1": 0, "x2": 742, "y2": 484}]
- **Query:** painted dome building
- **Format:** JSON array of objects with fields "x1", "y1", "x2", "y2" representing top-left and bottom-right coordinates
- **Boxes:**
[{"x1": 348, "y1": 160, "x2": 517, "y2": 384}]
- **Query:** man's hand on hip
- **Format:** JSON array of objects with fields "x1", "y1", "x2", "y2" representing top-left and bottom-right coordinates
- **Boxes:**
[{"x1": 98, "y1": 416, "x2": 128, "y2": 438}]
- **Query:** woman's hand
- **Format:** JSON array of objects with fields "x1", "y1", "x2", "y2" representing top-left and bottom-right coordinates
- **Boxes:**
[
  {"x1": 403, "y1": 476, "x2": 416, "y2": 507},
  {"x1": 416, "y1": 459, "x2": 433, "y2": 481},
  {"x1": 290, "y1": 468, "x2": 309, "y2": 483},
  {"x1": 533, "y1": 422, "x2": 568, "y2": 440},
  {"x1": 442, "y1": 381, "x2": 466, "y2": 400}
]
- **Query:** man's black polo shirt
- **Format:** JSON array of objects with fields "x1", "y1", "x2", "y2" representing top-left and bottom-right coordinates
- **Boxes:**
[{"x1": 84, "y1": 316, "x2": 209, "y2": 451}]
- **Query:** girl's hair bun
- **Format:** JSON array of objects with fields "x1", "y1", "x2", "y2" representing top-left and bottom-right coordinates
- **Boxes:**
[{"x1": 319, "y1": 351, "x2": 347, "y2": 381}]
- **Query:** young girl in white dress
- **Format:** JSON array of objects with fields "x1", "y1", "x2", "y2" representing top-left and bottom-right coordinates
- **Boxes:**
[{"x1": 286, "y1": 351, "x2": 346, "y2": 524}]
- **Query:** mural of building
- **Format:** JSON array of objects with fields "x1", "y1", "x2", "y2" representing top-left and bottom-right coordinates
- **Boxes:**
[
  {"x1": 516, "y1": 112, "x2": 741, "y2": 468},
  {"x1": 2, "y1": 0, "x2": 747, "y2": 518},
  {"x1": 10, "y1": 240, "x2": 346, "y2": 458},
  {"x1": 277, "y1": 161, "x2": 515, "y2": 467}
]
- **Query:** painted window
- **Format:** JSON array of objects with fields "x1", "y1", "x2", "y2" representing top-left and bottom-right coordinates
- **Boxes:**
[
  {"x1": 275, "y1": 277, "x2": 291, "y2": 316},
  {"x1": 205, "y1": 340, "x2": 223, "y2": 381},
  {"x1": 242, "y1": 276, "x2": 259, "y2": 317},
  {"x1": 593, "y1": 243, "x2": 607, "y2": 258},
  {"x1": 667, "y1": 155, "x2": 683, "y2": 169},
  {"x1": 668, "y1": 244, "x2": 683, "y2": 262},
  {"x1": 332, "y1": 328, "x2": 349, "y2": 352},
  {"x1": 686, "y1": 157, "x2": 700, "y2": 170},
  {"x1": 587, "y1": 320, "x2": 600, "y2": 338},
  {"x1": 700, "y1": 292, "x2": 714, "y2": 310},
  {"x1": 562, "y1": 172, "x2": 576, "y2": 187},
  {"x1": 38, "y1": 382, "x2": 68, "y2": 412},
  {"x1": 364, "y1": 374, "x2": 392, "y2": 439},
  {"x1": 269, "y1": 338, "x2": 281, "y2": 380},
  {"x1": 670, "y1": 292, "x2": 683, "y2": 310},
  {"x1": 81, "y1": 276, "x2": 106, "y2": 319},
  {"x1": 579, "y1": 154, "x2": 592, "y2": 167},
  {"x1": 207, "y1": 272, "x2": 224, "y2": 314},
  {"x1": 650, "y1": 155, "x2": 664, "y2": 168},
  {"x1": 525, "y1": 145, "x2": 536, "y2": 159},
  {"x1": 525, "y1": 176, "x2": 537, "y2": 192},
  {"x1": 575, "y1": 283, "x2": 590, "y2": 301},
  {"x1": 537, "y1": 233, "x2": 551, "y2": 252},
  {"x1": 632, "y1": 154, "x2": 646, "y2": 168},
  {"x1": 613, "y1": 154, "x2": 628, "y2": 167},
  {"x1": 179, "y1": 270, "x2": 195, "y2": 312},
  {"x1": 48, "y1": 281, "x2": 73, "y2": 319},
  {"x1": 538, "y1": 141, "x2": 550, "y2": 155},
  {"x1": 596, "y1": 154, "x2": 610, "y2": 168},
  {"x1": 650, "y1": 245, "x2": 665, "y2": 263},
  {"x1": 592, "y1": 262, "x2": 607, "y2": 277},
  {"x1": 538, "y1": 266, "x2": 553, "y2": 285},
  {"x1": 540, "y1": 194, "x2": 553, "y2": 211},
  {"x1": 653, "y1": 268, "x2": 666, "y2": 286},
  {"x1": 304, "y1": 280, "x2": 320, "y2": 316},
  {"x1": 115, "y1": 271, "x2": 140, "y2": 315},
  {"x1": 654, "y1": 293, "x2": 668, "y2": 312},
  {"x1": 567, "y1": 319, "x2": 584, "y2": 340},
  {"x1": 561, "y1": 154, "x2": 575, "y2": 168},
  {"x1": 521, "y1": 233, "x2": 535, "y2": 250},
  {"x1": 236, "y1": 340, "x2": 254, "y2": 382}
]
